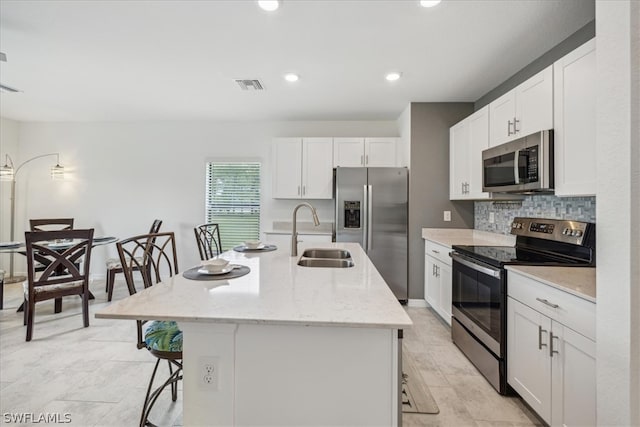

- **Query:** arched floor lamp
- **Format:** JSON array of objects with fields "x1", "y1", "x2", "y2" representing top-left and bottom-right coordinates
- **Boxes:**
[{"x1": 0, "y1": 153, "x2": 65, "y2": 283}]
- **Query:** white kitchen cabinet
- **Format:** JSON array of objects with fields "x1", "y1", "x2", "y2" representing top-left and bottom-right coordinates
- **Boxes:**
[
  {"x1": 333, "y1": 137, "x2": 397, "y2": 167},
  {"x1": 553, "y1": 39, "x2": 596, "y2": 196},
  {"x1": 450, "y1": 106, "x2": 520, "y2": 200},
  {"x1": 424, "y1": 240, "x2": 452, "y2": 326},
  {"x1": 490, "y1": 66, "x2": 553, "y2": 147},
  {"x1": 507, "y1": 271, "x2": 596, "y2": 426},
  {"x1": 272, "y1": 137, "x2": 333, "y2": 199}
]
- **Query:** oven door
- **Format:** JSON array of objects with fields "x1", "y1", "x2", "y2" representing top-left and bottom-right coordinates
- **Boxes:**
[{"x1": 451, "y1": 252, "x2": 505, "y2": 357}]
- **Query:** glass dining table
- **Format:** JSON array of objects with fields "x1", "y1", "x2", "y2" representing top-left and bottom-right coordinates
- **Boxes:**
[{"x1": 0, "y1": 236, "x2": 118, "y2": 312}]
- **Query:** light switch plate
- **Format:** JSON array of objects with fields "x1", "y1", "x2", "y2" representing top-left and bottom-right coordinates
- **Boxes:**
[{"x1": 444, "y1": 211, "x2": 451, "y2": 222}]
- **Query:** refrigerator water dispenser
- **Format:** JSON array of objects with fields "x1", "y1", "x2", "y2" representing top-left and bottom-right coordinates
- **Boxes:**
[{"x1": 344, "y1": 201, "x2": 361, "y2": 229}]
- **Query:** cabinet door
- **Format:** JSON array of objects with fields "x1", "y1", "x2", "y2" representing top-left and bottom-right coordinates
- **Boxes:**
[
  {"x1": 467, "y1": 106, "x2": 490, "y2": 198},
  {"x1": 515, "y1": 66, "x2": 553, "y2": 137},
  {"x1": 551, "y1": 324, "x2": 596, "y2": 427},
  {"x1": 272, "y1": 138, "x2": 302, "y2": 199},
  {"x1": 333, "y1": 138, "x2": 365, "y2": 167},
  {"x1": 489, "y1": 90, "x2": 516, "y2": 146},
  {"x1": 365, "y1": 138, "x2": 397, "y2": 167},
  {"x1": 553, "y1": 39, "x2": 596, "y2": 197},
  {"x1": 302, "y1": 138, "x2": 333, "y2": 199},
  {"x1": 424, "y1": 255, "x2": 440, "y2": 310},
  {"x1": 438, "y1": 262, "x2": 452, "y2": 326},
  {"x1": 449, "y1": 121, "x2": 469, "y2": 200},
  {"x1": 507, "y1": 297, "x2": 552, "y2": 424}
]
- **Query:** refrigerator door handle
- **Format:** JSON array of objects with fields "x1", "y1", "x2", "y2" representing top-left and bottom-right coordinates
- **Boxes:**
[
  {"x1": 367, "y1": 184, "x2": 373, "y2": 251},
  {"x1": 362, "y1": 185, "x2": 368, "y2": 249}
]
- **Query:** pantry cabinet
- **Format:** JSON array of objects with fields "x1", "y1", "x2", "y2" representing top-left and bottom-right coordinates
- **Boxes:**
[
  {"x1": 272, "y1": 138, "x2": 333, "y2": 199},
  {"x1": 333, "y1": 137, "x2": 397, "y2": 167},
  {"x1": 424, "y1": 240, "x2": 452, "y2": 326},
  {"x1": 507, "y1": 271, "x2": 596, "y2": 426},
  {"x1": 553, "y1": 39, "x2": 596, "y2": 196},
  {"x1": 489, "y1": 66, "x2": 553, "y2": 147}
]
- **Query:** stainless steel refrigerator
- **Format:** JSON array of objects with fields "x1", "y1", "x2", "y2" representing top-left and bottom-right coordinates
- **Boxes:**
[{"x1": 335, "y1": 167, "x2": 408, "y2": 302}]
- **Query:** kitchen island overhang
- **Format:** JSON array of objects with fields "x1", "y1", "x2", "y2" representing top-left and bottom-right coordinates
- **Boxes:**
[{"x1": 97, "y1": 242, "x2": 412, "y2": 426}]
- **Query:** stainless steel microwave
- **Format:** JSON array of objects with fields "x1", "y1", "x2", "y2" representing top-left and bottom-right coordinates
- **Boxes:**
[{"x1": 482, "y1": 130, "x2": 554, "y2": 194}]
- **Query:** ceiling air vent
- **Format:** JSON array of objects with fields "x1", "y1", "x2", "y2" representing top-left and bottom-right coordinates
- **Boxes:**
[{"x1": 235, "y1": 79, "x2": 264, "y2": 91}]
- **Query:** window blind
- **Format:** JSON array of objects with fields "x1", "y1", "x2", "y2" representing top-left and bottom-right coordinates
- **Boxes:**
[{"x1": 205, "y1": 162, "x2": 261, "y2": 251}]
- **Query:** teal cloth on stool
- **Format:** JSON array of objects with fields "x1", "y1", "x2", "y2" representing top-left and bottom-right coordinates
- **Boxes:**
[{"x1": 144, "y1": 321, "x2": 183, "y2": 352}]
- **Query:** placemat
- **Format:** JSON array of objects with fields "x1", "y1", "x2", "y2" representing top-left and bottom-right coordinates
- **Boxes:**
[
  {"x1": 233, "y1": 244, "x2": 278, "y2": 253},
  {"x1": 183, "y1": 264, "x2": 251, "y2": 281}
]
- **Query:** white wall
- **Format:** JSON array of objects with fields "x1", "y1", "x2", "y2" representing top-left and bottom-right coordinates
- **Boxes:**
[
  {"x1": 1, "y1": 120, "x2": 399, "y2": 277},
  {"x1": 595, "y1": 1, "x2": 640, "y2": 425}
]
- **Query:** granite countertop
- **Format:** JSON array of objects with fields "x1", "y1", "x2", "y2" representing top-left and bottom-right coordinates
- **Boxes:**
[
  {"x1": 506, "y1": 265, "x2": 596, "y2": 303},
  {"x1": 96, "y1": 242, "x2": 411, "y2": 329},
  {"x1": 264, "y1": 221, "x2": 334, "y2": 235},
  {"x1": 422, "y1": 228, "x2": 516, "y2": 248}
]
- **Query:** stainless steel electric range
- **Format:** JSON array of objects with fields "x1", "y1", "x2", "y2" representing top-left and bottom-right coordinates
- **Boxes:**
[{"x1": 450, "y1": 217, "x2": 596, "y2": 394}]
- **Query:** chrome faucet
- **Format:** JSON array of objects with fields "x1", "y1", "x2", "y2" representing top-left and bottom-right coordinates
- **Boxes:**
[{"x1": 291, "y1": 202, "x2": 320, "y2": 257}]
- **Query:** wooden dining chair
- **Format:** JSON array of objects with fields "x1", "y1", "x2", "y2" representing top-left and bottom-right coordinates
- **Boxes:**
[
  {"x1": 116, "y1": 231, "x2": 181, "y2": 427},
  {"x1": 23, "y1": 228, "x2": 94, "y2": 341},
  {"x1": 29, "y1": 218, "x2": 74, "y2": 231},
  {"x1": 105, "y1": 219, "x2": 162, "y2": 301},
  {"x1": 194, "y1": 223, "x2": 222, "y2": 260}
]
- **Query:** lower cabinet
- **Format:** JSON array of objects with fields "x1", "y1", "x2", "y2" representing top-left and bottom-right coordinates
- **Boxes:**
[
  {"x1": 424, "y1": 240, "x2": 452, "y2": 326},
  {"x1": 507, "y1": 272, "x2": 596, "y2": 426}
]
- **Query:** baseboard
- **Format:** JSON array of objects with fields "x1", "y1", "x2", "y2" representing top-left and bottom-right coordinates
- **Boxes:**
[{"x1": 407, "y1": 299, "x2": 428, "y2": 308}]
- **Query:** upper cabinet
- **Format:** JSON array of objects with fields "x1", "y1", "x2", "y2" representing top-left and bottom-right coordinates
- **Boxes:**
[
  {"x1": 450, "y1": 106, "x2": 520, "y2": 200},
  {"x1": 553, "y1": 39, "x2": 596, "y2": 197},
  {"x1": 333, "y1": 137, "x2": 397, "y2": 167},
  {"x1": 489, "y1": 66, "x2": 553, "y2": 147},
  {"x1": 272, "y1": 137, "x2": 333, "y2": 199}
]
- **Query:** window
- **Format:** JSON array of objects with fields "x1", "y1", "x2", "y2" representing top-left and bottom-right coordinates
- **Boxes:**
[{"x1": 205, "y1": 162, "x2": 261, "y2": 250}]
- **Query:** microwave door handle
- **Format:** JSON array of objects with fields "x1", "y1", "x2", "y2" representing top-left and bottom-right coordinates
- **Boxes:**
[{"x1": 513, "y1": 149, "x2": 520, "y2": 184}]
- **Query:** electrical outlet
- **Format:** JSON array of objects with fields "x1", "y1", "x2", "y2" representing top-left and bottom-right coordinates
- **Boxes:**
[
  {"x1": 199, "y1": 357, "x2": 219, "y2": 390},
  {"x1": 443, "y1": 211, "x2": 451, "y2": 222},
  {"x1": 489, "y1": 212, "x2": 495, "y2": 223}
]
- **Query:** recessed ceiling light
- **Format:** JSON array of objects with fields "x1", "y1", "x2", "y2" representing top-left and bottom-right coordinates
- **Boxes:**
[
  {"x1": 258, "y1": 1, "x2": 280, "y2": 11},
  {"x1": 420, "y1": 0, "x2": 441, "y2": 7},
  {"x1": 385, "y1": 72, "x2": 402, "y2": 82},
  {"x1": 284, "y1": 73, "x2": 299, "y2": 82}
]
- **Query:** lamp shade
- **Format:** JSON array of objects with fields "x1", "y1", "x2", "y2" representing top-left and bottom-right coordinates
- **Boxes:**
[
  {"x1": 0, "y1": 163, "x2": 14, "y2": 181},
  {"x1": 51, "y1": 164, "x2": 65, "y2": 180}
]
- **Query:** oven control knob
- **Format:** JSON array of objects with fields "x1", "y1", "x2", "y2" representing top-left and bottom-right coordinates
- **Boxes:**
[
  {"x1": 563, "y1": 228, "x2": 570, "y2": 235},
  {"x1": 574, "y1": 230, "x2": 583, "y2": 237}
]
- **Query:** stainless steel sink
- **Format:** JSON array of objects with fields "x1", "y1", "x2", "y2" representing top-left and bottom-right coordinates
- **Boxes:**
[
  {"x1": 297, "y1": 258, "x2": 355, "y2": 268},
  {"x1": 301, "y1": 248, "x2": 352, "y2": 259}
]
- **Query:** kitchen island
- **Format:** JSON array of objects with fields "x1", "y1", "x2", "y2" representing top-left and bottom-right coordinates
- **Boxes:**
[{"x1": 96, "y1": 242, "x2": 411, "y2": 426}]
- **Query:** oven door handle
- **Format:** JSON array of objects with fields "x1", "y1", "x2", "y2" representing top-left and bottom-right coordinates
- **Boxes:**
[{"x1": 451, "y1": 252, "x2": 502, "y2": 278}]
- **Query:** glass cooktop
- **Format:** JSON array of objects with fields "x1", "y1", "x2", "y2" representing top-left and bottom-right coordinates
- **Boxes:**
[{"x1": 452, "y1": 245, "x2": 591, "y2": 268}]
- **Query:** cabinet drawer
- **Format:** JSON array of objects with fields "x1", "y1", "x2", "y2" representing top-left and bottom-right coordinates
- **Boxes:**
[
  {"x1": 507, "y1": 271, "x2": 595, "y2": 340},
  {"x1": 425, "y1": 240, "x2": 452, "y2": 266}
]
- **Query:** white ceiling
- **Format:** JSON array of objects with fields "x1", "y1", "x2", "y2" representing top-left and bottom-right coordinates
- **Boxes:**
[{"x1": 0, "y1": 0, "x2": 594, "y2": 122}]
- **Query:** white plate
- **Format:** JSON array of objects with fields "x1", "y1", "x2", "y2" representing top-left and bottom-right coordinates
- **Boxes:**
[
  {"x1": 244, "y1": 244, "x2": 266, "y2": 250},
  {"x1": 46, "y1": 241, "x2": 74, "y2": 249},
  {"x1": 197, "y1": 266, "x2": 233, "y2": 275}
]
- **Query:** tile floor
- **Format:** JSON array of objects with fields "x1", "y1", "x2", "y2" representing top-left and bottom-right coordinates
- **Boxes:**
[{"x1": 0, "y1": 279, "x2": 542, "y2": 426}]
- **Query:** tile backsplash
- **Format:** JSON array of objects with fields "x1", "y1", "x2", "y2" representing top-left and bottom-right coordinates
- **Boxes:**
[{"x1": 475, "y1": 195, "x2": 596, "y2": 235}]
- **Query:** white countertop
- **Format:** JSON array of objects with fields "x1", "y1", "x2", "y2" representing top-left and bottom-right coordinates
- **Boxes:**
[
  {"x1": 96, "y1": 242, "x2": 412, "y2": 329},
  {"x1": 422, "y1": 228, "x2": 516, "y2": 248},
  {"x1": 506, "y1": 265, "x2": 596, "y2": 302}
]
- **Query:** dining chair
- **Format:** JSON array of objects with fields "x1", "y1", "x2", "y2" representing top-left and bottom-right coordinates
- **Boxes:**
[
  {"x1": 116, "y1": 231, "x2": 181, "y2": 427},
  {"x1": 23, "y1": 228, "x2": 94, "y2": 341},
  {"x1": 29, "y1": 218, "x2": 74, "y2": 231},
  {"x1": 105, "y1": 219, "x2": 162, "y2": 301},
  {"x1": 194, "y1": 222, "x2": 222, "y2": 260}
]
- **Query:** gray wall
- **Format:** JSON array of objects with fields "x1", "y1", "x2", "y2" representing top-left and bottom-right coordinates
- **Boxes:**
[
  {"x1": 408, "y1": 103, "x2": 474, "y2": 300},
  {"x1": 475, "y1": 19, "x2": 595, "y2": 110}
]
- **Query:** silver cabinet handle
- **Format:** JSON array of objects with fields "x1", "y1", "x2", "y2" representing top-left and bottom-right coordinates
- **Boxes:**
[
  {"x1": 549, "y1": 332, "x2": 559, "y2": 357},
  {"x1": 432, "y1": 264, "x2": 436, "y2": 276},
  {"x1": 365, "y1": 154, "x2": 369, "y2": 165},
  {"x1": 514, "y1": 117, "x2": 520, "y2": 133},
  {"x1": 536, "y1": 298, "x2": 560, "y2": 309},
  {"x1": 538, "y1": 326, "x2": 547, "y2": 350},
  {"x1": 507, "y1": 120, "x2": 513, "y2": 136},
  {"x1": 360, "y1": 155, "x2": 364, "y2": 166},
  {"x1": 461, "y1": 182, "x2": 464, "y2": 194},
  {"x1": 302, "y1": 185, "x2": 306, "y2": 196},
  {"x1": 432, "y1": 249, "x2": 440, "y2": 254},
  {"x1": 436, "y1": 265, "x2": 440, "y2": 277},
  {"x1": 297, "y1": 186, "x2": 301, "y2": 196}
]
